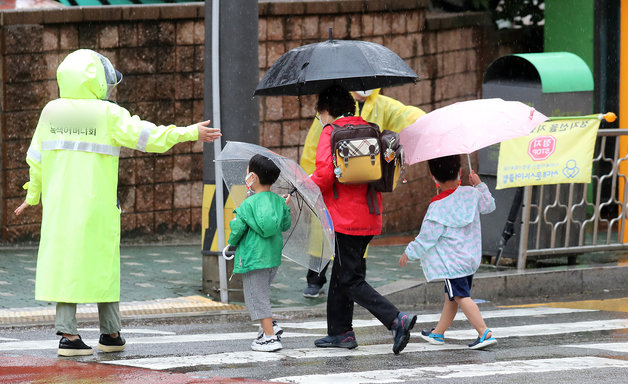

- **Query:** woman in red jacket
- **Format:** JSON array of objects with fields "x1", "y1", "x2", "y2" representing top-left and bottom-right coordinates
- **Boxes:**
[{"x1": 310, "y1": 85, "x2": 417, "y2": 355}]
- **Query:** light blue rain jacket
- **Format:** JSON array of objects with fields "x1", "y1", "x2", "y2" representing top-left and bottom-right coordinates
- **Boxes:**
[{"x1": 405, "y1": 183, "x2": 495, "y2": 281}]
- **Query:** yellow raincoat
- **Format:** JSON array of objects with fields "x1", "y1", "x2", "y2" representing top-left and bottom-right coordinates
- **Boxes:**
[
  {"x1": 300, "y1": 88, "x2": 426, "y2": 174},
  {"x1": 25, "y1": 49, "x2": 199, "y2": 303}
]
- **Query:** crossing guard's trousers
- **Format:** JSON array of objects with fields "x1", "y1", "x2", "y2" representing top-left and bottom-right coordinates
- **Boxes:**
[
  {"x1": 327, "y1": 232, "x2": 399, "y2": 336},
  {"x1": 55, "y1": 302, "x2": 121, "y2": 336}
]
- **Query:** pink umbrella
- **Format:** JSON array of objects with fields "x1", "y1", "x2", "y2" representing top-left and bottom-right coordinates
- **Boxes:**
[{"x1": 400, "y1": 98, "x2": 549, "y2": 169}]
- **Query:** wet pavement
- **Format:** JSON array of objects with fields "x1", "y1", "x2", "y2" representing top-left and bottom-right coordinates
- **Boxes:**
[{"x1": 1, "y1": 234, "x2": 626, "y2": 325}]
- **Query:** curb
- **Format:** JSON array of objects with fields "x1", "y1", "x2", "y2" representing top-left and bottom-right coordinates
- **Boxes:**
[
  {"x1": 381, "y1": 264, "x2": 628, "y2": 306},
  {"x1": 0, "y1": 296, "x2": 244, "y2": 327}
]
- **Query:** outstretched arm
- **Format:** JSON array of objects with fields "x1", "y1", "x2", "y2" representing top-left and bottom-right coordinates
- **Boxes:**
[{"x1": 110, "y1": 104, "x2": 221, "y2": 153}]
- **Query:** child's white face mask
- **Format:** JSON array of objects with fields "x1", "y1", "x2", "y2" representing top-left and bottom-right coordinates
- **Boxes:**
[{"x1": 245, "y1": 172, "x2": 256, "y2": 190}]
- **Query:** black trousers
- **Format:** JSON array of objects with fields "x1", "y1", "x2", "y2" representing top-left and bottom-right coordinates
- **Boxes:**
[
  {"x1": 327, "y1": 232, "x2": 399, "y2": 336},
  {"x1": 306, "y1": 264, "x2": 328, "y2": 286}
]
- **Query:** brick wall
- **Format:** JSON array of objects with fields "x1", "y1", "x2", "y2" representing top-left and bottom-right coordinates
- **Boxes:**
[{"x1": 0, "y1": 1, "x2": 533, "y2": 241}]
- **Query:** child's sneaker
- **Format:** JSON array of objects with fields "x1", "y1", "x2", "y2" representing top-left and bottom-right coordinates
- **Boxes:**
[
  {"x1": 468, "y1": 329, "x2": 497, "y2": 350},
  {"x1": 256, "y1": 320, "x2": 283, "y2": 340},
  {"x1": 251, "y1": 335, "x2": 283, "y2": 352},
  {"x1": 420, "y1": 328, "x2": 445, "y2": 345}
]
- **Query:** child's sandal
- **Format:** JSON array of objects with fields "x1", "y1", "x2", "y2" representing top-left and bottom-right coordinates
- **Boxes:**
[
  {"x1": 420, "y1": 328, "x2": 445, "y2": 345},
  {"x1": 468, "y1": 328, "x2": 497, "y2": 350}
]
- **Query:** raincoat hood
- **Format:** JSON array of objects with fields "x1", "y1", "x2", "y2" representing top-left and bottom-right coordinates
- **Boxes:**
[
  {"x1": 425, "y1": 186, "x2": 481, "y2": 228},
  {"x1": 57, "y1": 49, "x2": 121, "y2": 100}
]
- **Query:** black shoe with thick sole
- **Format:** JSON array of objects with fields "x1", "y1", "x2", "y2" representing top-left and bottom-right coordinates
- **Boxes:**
[
  {"x1": 58, "y1": 336, "x2": 93, "y2": 357},
  {"x1": 97, "y1": 333, "x2": 126, "y2": 353},
  {"x1": 314, "y1": 331, "x2": 358, "y2": 349},
  {"x1": 392, "y1": 312, "x2": 417, "y2": 355}
]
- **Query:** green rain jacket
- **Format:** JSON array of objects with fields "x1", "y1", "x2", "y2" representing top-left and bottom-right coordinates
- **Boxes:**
[
  {"x1": 25, "y1": 49, "x2": 199, "y2": 303},
  {"x1": 300, "y1": 88, "x2": 426, "y2": 174},
  {"x1": 228, "y1": 191, "x2": 291, "y2": 274}
]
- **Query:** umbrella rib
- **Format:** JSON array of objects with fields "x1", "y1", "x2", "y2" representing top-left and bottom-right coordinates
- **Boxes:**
[{"x1": 282, "y1": 190, "x2": 304, "y2": 253}]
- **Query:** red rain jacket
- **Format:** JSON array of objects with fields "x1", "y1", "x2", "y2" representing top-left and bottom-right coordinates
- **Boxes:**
[{"x1": 310, "y1": 116, "x2": 383, "y2": 236}]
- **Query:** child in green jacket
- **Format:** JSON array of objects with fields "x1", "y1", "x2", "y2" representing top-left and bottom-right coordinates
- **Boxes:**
[{"x1": 228, "y1": 154, "x2": 291, "y2": 352}]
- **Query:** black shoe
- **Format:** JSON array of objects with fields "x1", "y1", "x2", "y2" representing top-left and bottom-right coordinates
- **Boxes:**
[
  {"x1": 314, "y1": 331, "x2": 358, "y2": 349},
  {"x1": 303, "y1": 284, "x2": 323, "y2": 298},
  {"x1": 97, "y1": 333, "x2": 126, "y2": 353},
  {"x1": 391, "y1": 312, "x2": 417, "y2": 355},
  {"x1": 58, "y1": 335, "x2": 93, "y2": 357}
]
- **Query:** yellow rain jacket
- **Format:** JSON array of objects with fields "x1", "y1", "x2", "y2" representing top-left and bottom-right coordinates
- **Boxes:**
[
  {"x1": 24, "y1": 49, "x2": 199, "y2": 303},
  {"x1": 300, "y1": 88, "x2": 426, "y2": 174}
]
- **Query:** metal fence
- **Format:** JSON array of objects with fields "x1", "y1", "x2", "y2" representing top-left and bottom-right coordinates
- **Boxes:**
[{"x1": 518, "y1": 129, "x2": 628, "y2": 269}]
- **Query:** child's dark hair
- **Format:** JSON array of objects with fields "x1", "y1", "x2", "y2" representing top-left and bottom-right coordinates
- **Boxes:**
[
  {"x1": 428, "y1": 154, "x2": 461, "y2": 183},
  {"x1": 249, "y1": 154, "x2": 280, "y2": 185},
  {"x1": 316, "y1": 85, "x2": 355, "y2": 118}
]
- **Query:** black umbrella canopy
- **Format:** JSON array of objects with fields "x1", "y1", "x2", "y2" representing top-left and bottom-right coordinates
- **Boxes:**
[{"x1": 254, "y1": 38, "x2": 419, "y2": 96}]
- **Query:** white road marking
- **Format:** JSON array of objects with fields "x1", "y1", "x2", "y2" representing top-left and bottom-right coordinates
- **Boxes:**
[
  {"x1": 272, "y1": 357, "x2": 628, "y2": 383},
  {"x1": 562, "y1": 342, "x2": 628, "y2": 353},
  {"x1": 77, "y1": 328, "x2": 176, "y2": 335},
  {"x1": 0, "y1": 332, "x2": 321, "y2": 352},
  {"x1": 0, "y1": 337, "x2": 18, "y2": 341},
  {"x1": 444, "y1": 319, "x2": 628, "y2": 340},
  {"x1": 279, "y1": 307, "x2": 597, "y2": 330},
  {"x1": 103, "y1": 343, "x2": 467, "y2": 370}
]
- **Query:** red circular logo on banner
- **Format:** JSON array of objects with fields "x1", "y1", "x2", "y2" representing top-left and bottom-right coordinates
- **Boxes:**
[{"x1": 528, "y1": 135, "x2": 556, "y2": 161}]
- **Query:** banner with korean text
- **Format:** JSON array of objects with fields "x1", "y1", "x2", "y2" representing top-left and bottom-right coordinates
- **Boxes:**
[{"x1": 496, "y1": 118, "x2": 600, "y2": 189}]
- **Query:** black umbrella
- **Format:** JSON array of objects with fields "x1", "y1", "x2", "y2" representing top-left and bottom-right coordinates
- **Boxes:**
[{"x1": 254, "y1": 31, "x2": 419, "y2": 96}]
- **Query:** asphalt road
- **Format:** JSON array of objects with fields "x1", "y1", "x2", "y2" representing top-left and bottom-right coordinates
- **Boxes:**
[{"x1": 1, "y1": 298, "x2": 627, "y2": 383}]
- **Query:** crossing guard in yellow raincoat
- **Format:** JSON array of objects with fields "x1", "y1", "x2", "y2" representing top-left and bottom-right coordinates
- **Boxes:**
[{"x1": 15, "y1": 49, "x2": 221, "y2": 357}]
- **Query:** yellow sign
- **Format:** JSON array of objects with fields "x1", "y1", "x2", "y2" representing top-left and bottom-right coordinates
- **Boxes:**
[{"x1": 496, "y1": 118, "x2": 600, "y2": 189}]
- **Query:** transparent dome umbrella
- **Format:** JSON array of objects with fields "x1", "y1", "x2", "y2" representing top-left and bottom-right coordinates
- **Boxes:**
[{"x1": 215, "y1": 141, "x2": 335, "y2": 273}]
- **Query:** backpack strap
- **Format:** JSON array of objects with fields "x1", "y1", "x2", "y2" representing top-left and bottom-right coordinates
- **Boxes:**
[{"x1": 366, "y1": 184, "x2": 380, "y2": 216}]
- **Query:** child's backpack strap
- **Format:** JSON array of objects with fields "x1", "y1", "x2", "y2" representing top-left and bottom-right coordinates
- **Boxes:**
[{"x1": 366, "y1": 184, "x2": 380, "y2": 216}]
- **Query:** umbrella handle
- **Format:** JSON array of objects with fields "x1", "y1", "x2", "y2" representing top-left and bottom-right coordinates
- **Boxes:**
[{"x1": 222, "y1": 244, "x2": 235, "y2": 260}]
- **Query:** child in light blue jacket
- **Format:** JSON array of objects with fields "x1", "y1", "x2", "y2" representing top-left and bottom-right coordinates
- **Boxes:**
[{"x1": 399, "y1": 154, "x2": 497, "y2": 350}]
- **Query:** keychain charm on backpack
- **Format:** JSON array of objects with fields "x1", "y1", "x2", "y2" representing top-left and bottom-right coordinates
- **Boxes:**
[
  {"x1": 384, "y1": 148, "x2": 396, "y2": 163},
  {"x1": 334, "y1": 166, "x2": 342, "y2": 178}
]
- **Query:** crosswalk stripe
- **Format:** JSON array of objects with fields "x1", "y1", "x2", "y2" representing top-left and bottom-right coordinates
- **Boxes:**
[
  {"x1": 444, "y1": 319, "x2": 628, "y2": 340},
  {"x1": 100, "y1": 319, "x2": 628, "y2": 370},
  {"x1": 279, "y1": 307, "x2": 596, "y2": 330},
  {"x1": 77, "y1": 328, "x2": 176, "y2": 335},
  {"x1": 271, "y1": 356, "x2": 628, "y2": 383},
  {"x1": 562, "y1": 342, "x2": 628, "y2": 353},
  {"x1": 0, "y1": 332, "x2": 321, "y2": 352},
  {"x1": 103, "y1": 343, "x2": 467, "y2": 370},
  {"x1": 2, "y1": 318, "x2": 626, "y2": 353}
]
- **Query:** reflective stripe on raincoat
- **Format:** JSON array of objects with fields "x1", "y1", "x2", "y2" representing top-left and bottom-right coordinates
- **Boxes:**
[
  {"x1": 25, "y1": 49, "x2": 199, "y2": 303},
  {"x1": 299, "y1": 88, "x2": 426, "y2": 174}
]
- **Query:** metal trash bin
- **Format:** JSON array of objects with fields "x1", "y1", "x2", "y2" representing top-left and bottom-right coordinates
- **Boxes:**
[{"x1": 479, "y1": 52, "x2": 594, "y2": 260}]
